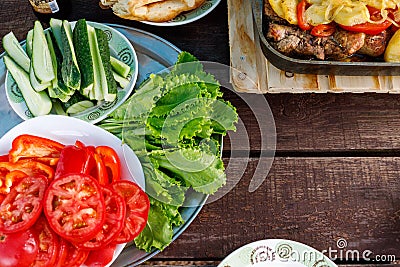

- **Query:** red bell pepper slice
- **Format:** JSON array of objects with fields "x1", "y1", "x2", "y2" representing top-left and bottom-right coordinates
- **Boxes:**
[
  {"x1": 0, "y1": 160, "x2": 53, "y2": 193},
  {"x1": 92, "y1": 153, "x2": 109, "y2": 186},
  {"x1": 311, "y1": 24, "x2": 336, "y2": 37},
  {"x1": 9, "y1": 134, "x2": 65, "y2": 166},
  {"x1": 54, "y1": 144, "x2": 95, "y2": 179},
  {"x1": 95, "y1": 146, "x2": 121, "y2": 184},
  {"x1": 0, "y1": 155, "x2": 8, "y2": 162},
  {"x1": 297, "y1": 0, "x2": 312, "y2": 31}
]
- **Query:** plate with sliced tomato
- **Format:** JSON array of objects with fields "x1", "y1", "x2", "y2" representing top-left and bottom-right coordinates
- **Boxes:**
[{"x1": 0, "y1": 115, "x2": 148, "y2": 267}]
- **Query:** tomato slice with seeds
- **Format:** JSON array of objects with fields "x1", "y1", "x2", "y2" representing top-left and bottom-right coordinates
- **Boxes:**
[
  {"x1": 111, "y1": 180, "x2": 149, "y2": 243},
  {"x1": 43, "y1": 173, "x2": 106, "y2": 243},
  {"x1": 0, "y1": 175, "x2": 47, "y2": 233},
  {"x1": 77, "y1": 186, "x2": 126, "y2": 249},
  {"x1": 0, "y1": 229, "x2": 39, "y2": 267},
  {"x1": 31, "y1": 216, "x2": 60, "y2": 267}
]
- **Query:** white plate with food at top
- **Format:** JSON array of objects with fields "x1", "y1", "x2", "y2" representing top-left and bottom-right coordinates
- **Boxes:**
[
  {"x1": 102, "y1": 0, "x2": 221, "y2": 26},
  {"x1": 0, "y1": 115, "x2": 145, "y2": 267},
  {"x1": 4, "y1": 20, "x2": 138, "y2": 124}
]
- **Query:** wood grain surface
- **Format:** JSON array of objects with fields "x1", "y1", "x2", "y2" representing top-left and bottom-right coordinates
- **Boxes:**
[
  {"x1": 153, "y1": 157, "x2": 399, "y2": 260},
  {"x1": 0, "y1": 0, "x2": 398, "y2": 266}
]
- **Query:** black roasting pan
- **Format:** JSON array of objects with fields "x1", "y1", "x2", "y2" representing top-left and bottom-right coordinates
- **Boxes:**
[{"x1": 251, "y1": 0, "x2": 400, "y2": 76}]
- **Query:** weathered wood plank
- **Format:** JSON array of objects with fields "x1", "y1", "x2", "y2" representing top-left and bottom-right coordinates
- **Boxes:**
[
  {"x1": 151, "y1": 157, "x2": 400, "y2": 260},
  {"x1": 221, "y1": 92, "x2": 400, "y2": 152}
]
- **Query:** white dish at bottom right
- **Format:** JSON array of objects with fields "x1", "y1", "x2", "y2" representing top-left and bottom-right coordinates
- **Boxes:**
[{"x1": 218, "y1": 239, "x2": 337, "y2": 267}]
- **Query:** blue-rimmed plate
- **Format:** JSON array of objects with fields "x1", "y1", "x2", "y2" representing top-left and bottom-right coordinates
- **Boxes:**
[
  {"x1": 5, "y1": 21, "x2": 138, "y2": 124},
  {"x1": 141, "y1": 0, "x2": 221, "y2": 26}
]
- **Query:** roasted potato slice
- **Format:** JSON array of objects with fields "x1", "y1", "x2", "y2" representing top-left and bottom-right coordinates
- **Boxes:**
[{"x1": 384, "y1": 29, "x2": 400, "y2": 62}]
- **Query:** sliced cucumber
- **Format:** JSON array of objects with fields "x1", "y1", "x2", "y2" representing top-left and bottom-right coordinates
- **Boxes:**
[
  {"x1": 29, "y1": 62, "x2": 51, "y2": 92},
  {"x1": 26, "y1": 30, "x2": 33, "y2": 59},
  {"x1": 65, "y1": 100, "x2": 94, "y2": 114},
  {"x1": 32, "y1": 20, "x2": 55, "y2": 83},
  {"x1": 4, "y1": 55, "x2": 52, "y2": 117},
  {"x1": 51, "y1": 100, "x2": 67, "y2": 115},
  {"x1": 110, "y1": 56, "x2": 130, "y2": 78},
  {"x1": 113, "y1": 70, "x2": 130, "y2": 88},
  {"x1": 60, "y1": 20, "x2": 81, "y2": 90},
  {"x1": 3, "y1": 31, "x2": 30, "y2": 73},
  {"x1": 49, "y1": 18, "x2": 63, "y2": 54},
  {"x1": 73, "y1": 19, "x2": 94, "y2": 95},
  {"x1": 95, "y1": 28, "x2": 117, "y2": 102},
  {"x1": 45, "y1": 31, "x2": 72, "y2": 102},
  {"x1": 87, "y1": 25, "x2": 103, "y2": 101},
  {"x1": 62, "y1": 92, "x2": 94, "y2": 114}
]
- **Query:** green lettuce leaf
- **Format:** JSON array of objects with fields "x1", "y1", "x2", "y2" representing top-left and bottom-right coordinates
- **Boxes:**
[
  {"x1": 149, "y1": 148, "x2": 226, "y2": 194},
  {"x1": 134, "y1": 203, "x2": 173, "y2": 252}
]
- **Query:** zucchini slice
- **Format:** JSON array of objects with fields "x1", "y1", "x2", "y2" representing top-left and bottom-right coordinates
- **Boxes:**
[
  {"x1": 32, "y1": 20, "x2": 55, "y2": 83},
  {"x1": 110, "y1": 56, "x2": 131, "y2": 78},
  {"x1": 60, "y1": 20, "x2": 81, "y2": 90},
  {"x1": 3, "y1": 31, "x2": 30, "y2": 73},
  {"x1": 4, "y1": 55, "x2": 52, "y2": 117},
  {"x1": 62, "y1": 92, "x2": 94, "y2": 114},
  {"x1": 73, "y1": 19, "x2": 94, "y2": 95},
  {"x1": 95, "y1": 28, "x2": 117, "y2": 102}
]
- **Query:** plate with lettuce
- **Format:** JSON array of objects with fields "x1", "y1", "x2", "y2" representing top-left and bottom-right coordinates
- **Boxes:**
[{"x1": 99, "y1": 50, "x2": 238, "y2": 265}]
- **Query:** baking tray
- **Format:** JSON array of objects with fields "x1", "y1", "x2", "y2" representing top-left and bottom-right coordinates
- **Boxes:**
[
  {"x1": 0, "y1": 24, "x2": 208, "y2": 267},
  {"x1": 251, "y1": 0, "x2": 400, "y2": 76}
]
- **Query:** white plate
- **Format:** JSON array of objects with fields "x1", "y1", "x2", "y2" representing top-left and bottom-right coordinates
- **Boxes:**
[
  {"x1": 141, "y1": 0, "x2": 221, "y2": 26},
  {"x1": 5, "y1": 21, "x2": 138, "y2": 124},
  {"x1": 0, "y1": 115, "x2": 145, "y2": 267},
  {"x1": 218, "y1": 239, "x2": 338, "y2": 267}
]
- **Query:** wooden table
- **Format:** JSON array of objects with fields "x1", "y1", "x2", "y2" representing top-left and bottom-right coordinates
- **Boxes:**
[{"x1": 0, "y1": 0, "x2": 399, "y2": 266}]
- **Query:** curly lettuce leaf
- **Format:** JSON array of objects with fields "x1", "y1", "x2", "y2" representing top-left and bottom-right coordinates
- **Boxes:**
[{"x1": 149, "y1": 148, "x2": 226, "y2": 194}]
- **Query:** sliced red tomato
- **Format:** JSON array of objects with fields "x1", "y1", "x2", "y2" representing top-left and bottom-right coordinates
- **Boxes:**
[
  {"x1": 84, "y1": 243, "x2": 117, "y2": 267},
  {"x1": 297, "y1": 0, "x2": 312, "y2": 31},
  {"x1": 95, "y1": 146, "x2": 121, "y2": 184},
  {"x1": 54, "y1": 144, "x2": 95, "y2": 179},
  {"x1": 43, "y1": 173, "x2": 106, "y2": 243},
  {"x1": 0, "y1": 229, "x2": 39, "y2": 267},
  {"x1": 31, "y1": 216, "x2": 60, "y2": 267},
  {"x1": 54, "y1": 238, "x2": 68, "y2": 267},
  {"x1": 0, "y1": 175, "x2": 47, "y2": 233},
  {"x1": 311, "y1": 24, "x2": 336, "y2": 37},
  {"x1": 77, "y1": 186, "x2": 126, "y2": 249},
  {"x1": 338, "y1": 6, "x2": 392, "y2": 35},
  {"x1": 111, "y1": 180, "x2": 149, "y2": 243},
  {"x1": 57, "y1": 239, "x2": 89, "y2": 267},
  {"x1": 9, "y1": 134, "x2": 64, "y2": 166}
]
